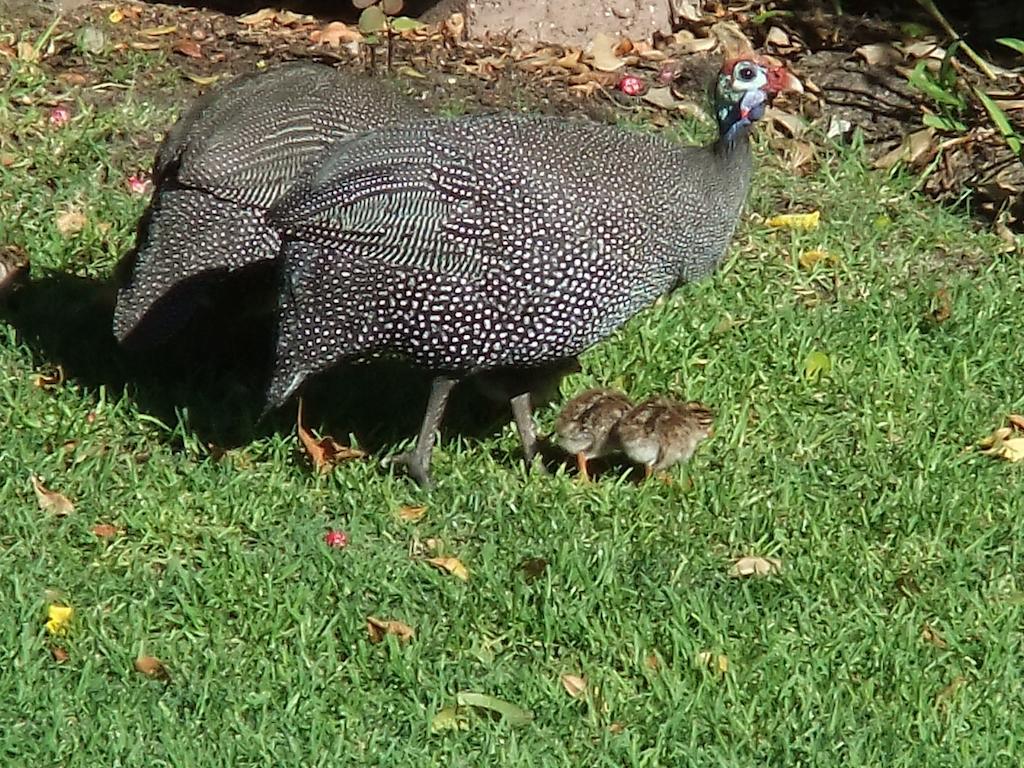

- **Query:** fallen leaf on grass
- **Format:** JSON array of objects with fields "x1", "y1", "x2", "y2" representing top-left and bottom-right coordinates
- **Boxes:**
[
  {"x1": 766, "y1": 210, "x2": 820, "y2": 230},
  {"x1": 519, "y1": 557, "x2": 548, "y2": 582},
  {"x1": 135, "y1": 655, "x2": 170, "y2": 681},
  {"x1": 855, "y1": 42, "x2": 903, "y2": 67},
  {"x1": 977, "y1": 427, "x2": 1024, "y2": 462},
  {"x1": 397, "y1": 504, "x2": 426, "y2": 522},
  {"x1": 456, "y1": 692, "x2": 533, "y2": 727},
  {"x1": 874, "y1": 128, "x2": 936, "y2": 171},
  {"x1": 921, "y1": 623, "x2": 948, "y2": 649},
  {"x1": 695, "y1": 651, "x2": 730, "y2": 673},
  {"x1": 366, "y1": 616, "x2": 415, "y2": 644},
  {"x1": 50, "y1": 645, "x2": 69, "y2": 662},
  {"x1": 728, "y1": 556, "x2": 782, "y2": 577},
  {"x1": 1008, "y1": 414, "x2": 1024, "y2": 431},
  {"x1": 560, "y1": 674, "x2": 587, "y2": 699},
  {"x1": 55, "y1": 209, "x2": 86, "y2": 237},
  {"x1": 0, "y1": 244, "x2": 29, "y2": 300},
  {"x1": 32, "y1": 476, "x2": 74, "y2": 516},
  {"x1": 297, "y1": 398, "x2": 365, "y2": 473},
  {"x1": 935, "y1": 675, "x2": 967, "y2": 708},
  {"x1": 803, "y1": 350, "x2": 832, "y2": 382},
  {"x1": 798, "y1": 249, "x2": 832, "y2": 270},
  {"x1": 430, "y1": 706, "x2": 470, "y2": 732},
  {"x1": 33, "y1": 365, "x2": 65, "y2": 390},
  {"x1": 426, "y1": 556, "x2": 469, "y2": 581},
  {"x1": 91, "y1": 523, "x2": 121, "y2": 539},
  {"x1": 922, "y1": 290, "x2": 950, "y2": 327},
  {"x1": 45, "y1": 604, "x2": 73, "y2": 634}
]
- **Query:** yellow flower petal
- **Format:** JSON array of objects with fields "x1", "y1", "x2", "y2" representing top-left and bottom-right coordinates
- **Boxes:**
[{"x1": 45, "y1": 604, "x2": 73, "y2": 635}]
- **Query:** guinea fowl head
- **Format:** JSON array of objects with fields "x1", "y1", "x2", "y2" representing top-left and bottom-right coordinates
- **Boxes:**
[{"x1": 713, "y1": 55, "x2": 802, "y2": 147}]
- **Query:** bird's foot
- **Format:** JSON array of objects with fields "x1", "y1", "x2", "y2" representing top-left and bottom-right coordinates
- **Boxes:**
[
  {"x1": 384, "y1": 451, "x2": 435, "y2": 490},
  {"x1": 575, "y1": 452, "x2": 592, "y2": 483}
]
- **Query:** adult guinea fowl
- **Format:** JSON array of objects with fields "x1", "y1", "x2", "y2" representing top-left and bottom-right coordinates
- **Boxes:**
[
  {"x1": 112, "y1": 60, "x2": 427, "y2": 348},
  {"x1": 265, "y1": 53, "x2": 801, "y2": 488}
]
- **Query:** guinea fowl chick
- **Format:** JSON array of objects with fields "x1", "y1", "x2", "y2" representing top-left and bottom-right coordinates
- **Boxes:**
[
  {"x1": 553, "y1": 388, "x2": 634, "y2": 481},
  {"x1": 615, "y1": 398, "x2": 714, "y2": 480}
]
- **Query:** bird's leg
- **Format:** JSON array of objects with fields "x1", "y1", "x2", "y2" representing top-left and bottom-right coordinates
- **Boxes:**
[
  {"x1": 643, "y1": 464, "x2": 654, "y2": 482},
  {"x1": 387, "y1": 375, "x2": 457, "y2": 489},
  {"x1": 575, "y1": 452, "x2": 591, "y2": 482},
  {"x1": 509, "y1": 391, "x2": 544, "y2": 472}
]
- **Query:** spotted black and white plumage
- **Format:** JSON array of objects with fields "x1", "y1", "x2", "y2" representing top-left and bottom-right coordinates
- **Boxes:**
[
  {"x1": 266, "y1": 113, "x2": 751, "y2": 404},
  {"x1": 113, "y1": 60, "x2": 427, "y2": 347}
]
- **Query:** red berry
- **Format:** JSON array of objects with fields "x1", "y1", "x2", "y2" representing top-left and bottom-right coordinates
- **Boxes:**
[
  {"x1": 127, "y1": 172, "x2": 151, "y2": 195},
  {"x1": 324, "y1": 530, "x2": 348, "y2": 549},
  {"x1": 48, "y1": 106, "x2": 71, "y2": 128},
  {"x1": 617, "y1": 75, "x2": 646, "y2": 97}
]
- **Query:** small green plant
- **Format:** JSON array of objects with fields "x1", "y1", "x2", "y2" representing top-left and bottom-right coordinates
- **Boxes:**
[{"x1": 906, "y1": 41, "x2": 968, "y2": 133}]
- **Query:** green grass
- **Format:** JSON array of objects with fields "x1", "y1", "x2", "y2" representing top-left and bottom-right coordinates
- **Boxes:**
[{"x1": 2, "y1": 30, "x2": 1024, "y2": 768}]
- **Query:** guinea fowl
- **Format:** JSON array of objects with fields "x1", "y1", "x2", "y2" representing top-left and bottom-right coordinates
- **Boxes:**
[
  {"x1": 614, "y1": 397, "x2": 714, "y2": 480},
  {"x1": 553, "y1": 388, "x2": 634, "y2": 481},
  {"x1": 112, "y1": 60, "x2": 427, "y2": 348},
  {"x1": 265, "y1": 53, "x2": 801, "y2": 487}
]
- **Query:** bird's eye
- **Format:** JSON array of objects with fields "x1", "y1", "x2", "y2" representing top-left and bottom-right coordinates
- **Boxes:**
[{"x1": 739, "y1": 66, "x2": 756, "y2": 81}]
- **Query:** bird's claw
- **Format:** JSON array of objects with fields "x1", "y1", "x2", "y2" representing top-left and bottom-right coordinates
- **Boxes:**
[{"x1": 384, "y1": 451, "x2": 435, "y2": 489}]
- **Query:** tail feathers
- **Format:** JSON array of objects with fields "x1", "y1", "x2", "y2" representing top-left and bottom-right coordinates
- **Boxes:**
[{"x1": 113, "y1": 188, "x2": 279, "y2": 348}]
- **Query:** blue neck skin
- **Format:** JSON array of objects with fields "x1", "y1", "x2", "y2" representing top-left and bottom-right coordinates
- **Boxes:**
[{"x1": 715, "y1": 86, "x2": 767, "y2": 153}]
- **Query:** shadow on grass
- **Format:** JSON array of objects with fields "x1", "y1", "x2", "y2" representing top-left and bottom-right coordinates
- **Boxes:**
[{"x1": 0, "y1": 269, "x2": 578, "y2": 462}]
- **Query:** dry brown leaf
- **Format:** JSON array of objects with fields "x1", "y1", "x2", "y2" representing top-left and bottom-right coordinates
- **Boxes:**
[
  {"x1": 443, "y1": 12, "x2": 465, "y2": 40},
  {"x1": 140, "y1": 25, "x2": 177, "y2": 36},
  {"x1": 185, "y1": 74, "x2": 220, "y2": 86},
  {"x1": 855, "y1": 42, "x2": 902, "y2": 67},
  {"x1": 935, "y1": 675, "x2": 967, "y2": 707},
  {"x1": 397, "y1": 504, "x2": 426, "y2": 522},
  {"x1": 313, "y1": 21, "x2": 363, "y2": 47},
  {"x1": 55, "y1": 209, "x2": 86, "y2": 237},
  {"x1": 32, "y1": 476, "x2": 74, "y2": 516},
  {"x1": 608, "y1": 722, "x2": 625, "y2": 734},
  {"x1": 1009, "y1": 414, "x2": 1024, "y2": 431},
  {"x1": 50, "y1": 645, "x2": 69, "y2": 663},
  {"x1": 586, "y1": 32, "x2": 625, "y2": 72},
  {"x1": 728, "y1": 556, "x2": 782, "y2": 577},
  {"x1": 874, "y1": 128, "x2": 936, "y2": 171},
  {"x1": 366, "y1": 616, "x2": 415, "y2": 644},
  {"x1": 780, "y1": 139, "x2": 817, "y2": 175},
  {"x1": 560, "y1": 673, "x2": 587, "y2": 698},
  {"x1": 91, "y1": 523, "x2": 122, "y2": 538},
  {"x1": 130, "y1": 41, "x2": 162, "y2": 51},
  {"x1": 670, "y1": 0, "x2": 703, "y2": 22},
  {"x1": 173, "y1": 39, "x2": 202, "y2": 58},
  {"x1": 0, "y1": 244, "x2": 29, "y2": 300},
  {"x1": 135, "y1": 655, "x2": 170, "y2": 680},
  {"x1": 920, "y1": 623, "x2": 948, "y2": 649},
  {"x1": 978, "y1": 427, "x2": 1024, "y2": 462},
  {"x1": 556, "y1": 48, "x2": 582, "y2": 68},
  {"x1": 929, "y1": 287, "x2": 952, "y2": 323},
  {"x1": 644, "y1": 653, "x2": 660, "y2": 670},
  {"x1": 798, "y1": 249, "x2": 832, "y2": 270},
  {"x1": 16, "y1": 41, "x2": 38, "y2": 62},
  {"x1": 297, "y1": 398, "x2": 366, "y2": 473},
  {"x1": 695, "y1": 651, "x2": 730, "y2": 673},
  {"x1": 32, "y1": 365, "x2": 64, "y2": 390},
  {"x1": 642, "y1": 87, "x2": 682, "y2": 110},
  {"x1": 426, "y1": 556, "x2": 469, "y2": 581}
]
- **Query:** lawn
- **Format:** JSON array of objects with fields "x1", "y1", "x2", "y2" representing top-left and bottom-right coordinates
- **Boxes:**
[{"x1": 2, "y1": 16, "x2": 1023, "y2": 768}]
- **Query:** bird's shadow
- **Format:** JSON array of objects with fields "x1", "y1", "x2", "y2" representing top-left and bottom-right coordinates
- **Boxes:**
[{"x1": 0, "y1": 270, "x2": 557, "y2": 458}]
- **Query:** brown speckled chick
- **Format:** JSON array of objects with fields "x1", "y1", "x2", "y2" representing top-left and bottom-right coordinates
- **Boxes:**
[
  {"x1": 553, "y1": 388, "x2": 634, "y2": 481},
  {"x1": 615, "y1": 398, "x2": 714, "y2": 480}
]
